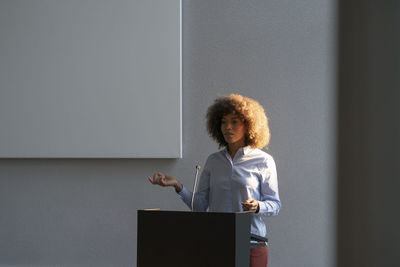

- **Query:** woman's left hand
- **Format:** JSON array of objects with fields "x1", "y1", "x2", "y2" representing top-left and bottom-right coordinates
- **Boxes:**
[{"x1": 241, "y1": 198, "x2": 259, "y2": 213}]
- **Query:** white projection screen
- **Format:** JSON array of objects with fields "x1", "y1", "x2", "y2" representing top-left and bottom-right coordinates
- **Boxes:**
[{"x1": 0, "y1": 0, "x2": 182, "y2": 158}]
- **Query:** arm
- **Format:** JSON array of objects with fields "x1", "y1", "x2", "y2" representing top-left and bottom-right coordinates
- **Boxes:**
[
  {"x1": 257, "y1": 156, "x2": 281, "y2": 216},
  {"x1": 177, "y1": 161, "x2": 211, "y2": 211},
  {"x1": 148, "y1": 157, "x2": 212, "y2": 211}
]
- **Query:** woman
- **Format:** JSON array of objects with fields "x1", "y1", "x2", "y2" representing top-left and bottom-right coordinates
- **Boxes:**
[{"x1": 149, "y1": 94, "x2": 281, "y2": 267}]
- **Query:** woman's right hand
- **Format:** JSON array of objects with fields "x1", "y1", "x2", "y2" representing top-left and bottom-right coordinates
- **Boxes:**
[{"x1": 148, "y1": 172, "x2": 182, "y2": 192}]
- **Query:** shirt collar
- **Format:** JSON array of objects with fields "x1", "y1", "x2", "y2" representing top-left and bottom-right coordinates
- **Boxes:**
[
  {"x1": 242, "y1": 145, "x2": 253, "y2": 155},
  {"x1": 223, "y1": 145, "x2": 253, "y2": 156}
]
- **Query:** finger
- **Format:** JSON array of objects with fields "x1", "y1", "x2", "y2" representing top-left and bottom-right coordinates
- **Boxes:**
[
  {"x1": 152, "y1": 174, "x2": 162, "y2": 185},
  {"x1": 159, "y1": 177, "x2": 166, "y2": 186},
  {"x1": 155, "y1": 173, "x2": 163, "y2": 184},
  {"x1": 157, "y1": 173, "x2": 165, "y2": 182},
  {"x1": 148, "y1": 176, "x2": 154, "y2": 184},
  {"x1": 252, "y1": 202, "x2": 259, "y2": 212},
  {"x1": 244, "y1": 198, "x2": 254, "y2": 205},
  {"x1": 247, "y1": 199, "x2": 257, "y2": 209}
]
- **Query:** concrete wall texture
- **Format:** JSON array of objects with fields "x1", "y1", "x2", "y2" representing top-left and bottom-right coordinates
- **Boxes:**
[{"x1": 0, "y1": 1, "x2": 336, "y2": 266}]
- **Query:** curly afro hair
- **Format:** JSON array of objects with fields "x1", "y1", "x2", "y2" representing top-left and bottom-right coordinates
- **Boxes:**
[{"x1": 206, "y1": 94, "x2": 271, "y2": 149}]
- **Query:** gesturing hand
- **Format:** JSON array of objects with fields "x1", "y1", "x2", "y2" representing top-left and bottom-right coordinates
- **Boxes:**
[
  {"x1": 148, "y1": 172, "x2": 182, "y2": 192},
  {"x1": 241, "y1": 198, "x2": 260, "y2": 213}
]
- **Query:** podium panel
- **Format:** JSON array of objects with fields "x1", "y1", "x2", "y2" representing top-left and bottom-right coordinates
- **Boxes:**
[{"x1": 137, "y1": 210, "x2": 251, "y2": 267}]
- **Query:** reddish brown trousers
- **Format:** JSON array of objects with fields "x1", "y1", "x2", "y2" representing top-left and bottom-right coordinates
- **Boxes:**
[{"x1": 250, "y1": 245, "x2": 268, "y2": 267}]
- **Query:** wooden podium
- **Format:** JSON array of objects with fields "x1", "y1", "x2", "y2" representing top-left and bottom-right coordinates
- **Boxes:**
[{"x1": 137, "y1": 210, "x2": 251, "y2": 267}]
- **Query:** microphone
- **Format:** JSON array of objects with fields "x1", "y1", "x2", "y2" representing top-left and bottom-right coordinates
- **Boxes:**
[{"x1": 191, "y1": 165, "x2": 201, "y2": 212}]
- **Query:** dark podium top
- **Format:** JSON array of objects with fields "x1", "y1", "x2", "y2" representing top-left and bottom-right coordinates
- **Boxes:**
[{"x1": 137, "y1": 210, "x2": 251, "y2": 267}]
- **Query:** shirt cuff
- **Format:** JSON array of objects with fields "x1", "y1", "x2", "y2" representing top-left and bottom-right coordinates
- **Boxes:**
[
  {"x1": 177, "y1": 185, "x2": 191, "y2": 200},
  {"x1": 258, "y1": 201, "x2": 268, "y2": 214},
  {"x1": 257, "y1": 200, "x2": 281, "y2": 216}
]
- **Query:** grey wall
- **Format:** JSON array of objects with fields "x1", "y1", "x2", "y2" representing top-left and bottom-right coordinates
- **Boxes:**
[{"x1": 0, "y1": 1, "x2": 335, "y2": 266}]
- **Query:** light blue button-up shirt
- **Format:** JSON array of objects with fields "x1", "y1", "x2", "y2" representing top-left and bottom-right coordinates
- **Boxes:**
[{"x1": 178, "y1": 146, "x2": 281, "y2": 238}]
